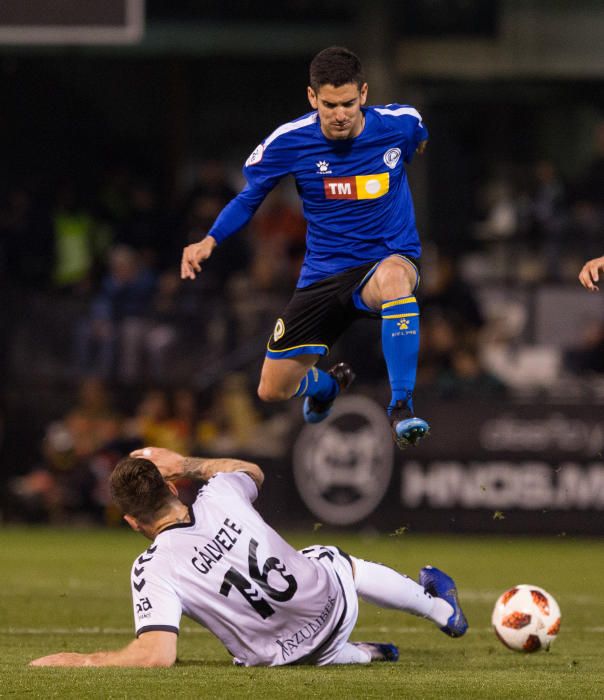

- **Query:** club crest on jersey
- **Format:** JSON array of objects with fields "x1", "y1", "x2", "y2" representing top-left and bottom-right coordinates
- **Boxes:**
[
  {"x1": 245, "y1": 143, "x2": 264, "y2": 167},
  {"x1": 323, "y1": 173, "x2": 390, "y2": 200},
  {"x1": 273, "y1": 318, "x2": 285, "y2": 341},
  {"x1": 316, "y1": 160, "x2": 332, "y2": 174},
  {"x1": 384, "y1": 148, "x2": 401, "y2": 169}
]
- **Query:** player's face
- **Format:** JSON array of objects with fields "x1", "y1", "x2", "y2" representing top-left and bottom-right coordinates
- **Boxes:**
[{"x1": 307, "y1": 82, "x2": 368, "y2": 140}]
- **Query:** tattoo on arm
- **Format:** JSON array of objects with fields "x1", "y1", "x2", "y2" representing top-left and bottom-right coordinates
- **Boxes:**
[{"x1": 181, "y1": 457, "x2": 262, "y2": 486}]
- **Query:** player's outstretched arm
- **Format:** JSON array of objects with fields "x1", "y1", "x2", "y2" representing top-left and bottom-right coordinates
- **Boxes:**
[
  {"x1": 30, "y1": 630, "x2": 177, "y2": 668},
  {"x1": 578, "y1": 255, "x2": 604, "y2": 291},
  {"x1": 130, "y1": 446, "x2": 265, "y2": 489},
  {"x1": 180, "y1": 235, "x2": 217, "y2": 280}
]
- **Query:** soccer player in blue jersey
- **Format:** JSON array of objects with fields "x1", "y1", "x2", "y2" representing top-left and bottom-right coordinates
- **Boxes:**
[{"x1": 181, "y1": 46, "x2": 430, "y2": 449}]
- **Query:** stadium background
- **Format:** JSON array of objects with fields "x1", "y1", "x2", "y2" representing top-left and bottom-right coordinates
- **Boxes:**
[{"x1": 1, "y1": 0, "x2": 603, "y2": 534}]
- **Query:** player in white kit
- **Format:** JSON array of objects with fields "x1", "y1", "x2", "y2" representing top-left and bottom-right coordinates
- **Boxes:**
[{"x1": 30, "y1": 447, "x2": 467, "y2": 668}]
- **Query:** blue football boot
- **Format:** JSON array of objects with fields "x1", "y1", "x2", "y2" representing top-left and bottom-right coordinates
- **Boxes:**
[
  {"x1": 303, "y1": 362, "x2": 355, "y2": 424},
  {"x1": 390, "y1": 399, "x2": 430, "y2": 449},
  {"x1": 351, "y1": 642, "x2": 399, "y2": 662},
  {"x1": 419, "y1": 565, "x2": 468, "y2": 638}
]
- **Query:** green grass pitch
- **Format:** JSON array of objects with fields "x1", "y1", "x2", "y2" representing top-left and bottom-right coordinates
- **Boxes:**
[{"x1": 1, "y1": 527, "x2": 603, "y2": 699}]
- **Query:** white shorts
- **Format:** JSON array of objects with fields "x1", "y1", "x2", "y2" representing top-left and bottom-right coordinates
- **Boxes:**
[{"x1": 298, "y1": 544, "x2": 359, "y2": 666}]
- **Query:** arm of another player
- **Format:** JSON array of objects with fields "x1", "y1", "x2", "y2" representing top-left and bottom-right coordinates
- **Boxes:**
[
  {"x1": 578, "y1": 255, "x2": 604, "y2": 291},
  {"x1": 30, "y1": 630, "x2": 177, "y2": 668},
  {"x1": 130, "y1": 446, "x2": 264, "y2": 490}
]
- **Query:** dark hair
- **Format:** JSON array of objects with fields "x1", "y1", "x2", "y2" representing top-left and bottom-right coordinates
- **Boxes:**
[
  {"x1": 309, "y1": 46, "x2": 364, "y2": 91},
  {"x1": 110, "y1": 457, "x2": 175, "y2": 523}
]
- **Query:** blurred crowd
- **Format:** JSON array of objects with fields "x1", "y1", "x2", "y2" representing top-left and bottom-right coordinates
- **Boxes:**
[
  {"x1": 1, "y1": 120, "x2": 603, "y2": 523},
  {"x1": 6, "y1": 375, "x2": 283, "y2": 524},
  {"x1": 471, "y1": 122, "x2": 604, "y2": 283}
]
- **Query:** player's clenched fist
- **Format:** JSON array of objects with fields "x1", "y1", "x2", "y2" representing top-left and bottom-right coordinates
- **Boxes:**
[
  {"x1": 180, "y1": 235, "x2": 217, "y2": 280},
  {"x1": 578, "y1": 255, "x2": 604, "y2": 292}
]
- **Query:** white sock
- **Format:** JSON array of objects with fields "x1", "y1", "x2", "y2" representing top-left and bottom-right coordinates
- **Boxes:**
[
  {"x1": 351, "y1": 557, "x2": 453, "y2": 627},
  {"x1": 330, "y1": 642, "x2": 371, "y2": 665},
  {"x1": 430, "y1": 597, "x2": 455, "y2": 627}
]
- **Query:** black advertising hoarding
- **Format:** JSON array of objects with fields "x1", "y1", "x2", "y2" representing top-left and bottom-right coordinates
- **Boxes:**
[
  {"x1": 257, "y1": 395, "x2": 604, "y2": 534},
  {"x1": 396, "y1": 401, "x2": 604, "y2": 533}
]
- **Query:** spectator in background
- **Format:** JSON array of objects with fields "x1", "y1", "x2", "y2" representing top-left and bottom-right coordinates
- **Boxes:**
[
  {"x1": 250, "y1": 188, "x2": 306, "y2": 292},
  {"x1": 96, "y1": 162, "x2": 134, "y2": 227},
  {"x1": 212, "y1": 373, "x2": 261, "y2": 451},
  {"x1": 143, "y1": 269, "x2": 202, "y2": 383},
  {"x1": 435, "y1": 344, "x2": 507, "y2": 399},
  {"x1": 172, "y1": 388, "x2": 199, "y2": 451},
  {"x1": 416, "y1": 315, "x2": 457, "y2": 388},
  {"x1": 8, "y1": 377, "x2": 121, "y2": 523},
  {"x1": 416, "y1": 253, "x2": 500, "y2": 392},
  {"x1": 570, "y1": 120, "x2": 604, "y2": 260},
  {"x1": 122, "y1": 387, "x2": 205, "y2": 506},
  {"x1": 63, "y1": 376, "x2": 122, "y2": 452},
  {"x1": 525, "y1": 160, "x2": 568, "y2": 281},
  {"x1": 116, "y1": 180, "x2": 166, "y2": 269},
  {"x1": 565, "y1": 320, "x2": 604, "y2": 375},
  {"x1": 124, "y1": 389, "x2": 190, "y2": 455},
  {"x1": 176, "y1": 159, "x2": 250, "y2": 291},
  {"x1": 51, "y1": 179, "x2": 112, "y2": 295},
  {"x1": 179, "y1": 190, "x2": 251, "y2": 292},
  {"x1": 9, "y1": 421, "x2": 91, "y2": 523},
  {"x1": 0, "y1": 185, "x2": 52, "y2": 290},
  {"x1": 474, "y1": 176, "x2": 519, "y2": 243},
  {"x1": 180, "y1": 158, "x2": 237, "y2": 212},
  {"x1": 421, "y1": 254, "x2": 484, "y2": 332},
  {"x1": 74, "y1": 245, "x2": 157, "y2": 381}
]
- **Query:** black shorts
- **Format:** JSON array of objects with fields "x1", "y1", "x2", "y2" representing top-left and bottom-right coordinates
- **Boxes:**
[{"x1": 266, "y1": 255, "x2": 420, "y2": 359}]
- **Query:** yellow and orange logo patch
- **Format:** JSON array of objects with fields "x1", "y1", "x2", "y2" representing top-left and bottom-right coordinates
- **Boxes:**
[{"x1": 323, "y1": 173, "x2": 390, "y2": 200}]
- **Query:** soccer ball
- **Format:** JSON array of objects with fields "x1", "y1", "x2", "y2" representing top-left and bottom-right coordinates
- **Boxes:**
[{"x1": 492, "y1": 584, "x2": 561, "y2": 652}]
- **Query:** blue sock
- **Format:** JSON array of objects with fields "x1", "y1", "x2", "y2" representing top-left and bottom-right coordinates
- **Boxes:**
[
  {"x1": 381, "y1": 296, "x2": 420, "y2": 415},
  {"x1": 294, "y1": 366, "x2": 339, "y2": 402}
]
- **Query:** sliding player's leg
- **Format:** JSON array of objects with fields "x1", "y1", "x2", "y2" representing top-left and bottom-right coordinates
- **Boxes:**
[
  {"x1": 301, "y1": 545, "x2": 399, "y2": 665},
  {"x1": 352, "y1": 557, "x2": 468, "y2": 638},
  {"x1": 329, "y1": 641, "x2": 399, "y2": 664}
]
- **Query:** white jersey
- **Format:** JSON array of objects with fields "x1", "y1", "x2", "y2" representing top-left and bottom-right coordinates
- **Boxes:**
[{"x1": 129, "y1": 471, "x2": 353, "y2": 666}]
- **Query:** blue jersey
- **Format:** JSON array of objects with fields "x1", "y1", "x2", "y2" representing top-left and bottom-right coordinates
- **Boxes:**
[{"x1": 208, "y1": 104, "x2": 428, "y2": 288}]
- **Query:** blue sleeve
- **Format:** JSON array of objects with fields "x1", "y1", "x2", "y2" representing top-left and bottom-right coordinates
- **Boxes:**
[
  {"x1": 207, "y1": 185, "x2": 267, "y2": 244},
  {"x1": 401, "y1": 109, "x2": 428, "y2": 164},
  {"x1": 208, "y1": 139, "x2": 291, "y2": 245}
]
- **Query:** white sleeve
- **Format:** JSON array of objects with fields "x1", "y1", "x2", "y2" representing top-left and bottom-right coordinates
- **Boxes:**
[
  {"x1": 205, "y1": 471, "x2": 259, "y2": 504},
  {"x1": 130, "y1": 548, "x2": 182, "y2": 637}
]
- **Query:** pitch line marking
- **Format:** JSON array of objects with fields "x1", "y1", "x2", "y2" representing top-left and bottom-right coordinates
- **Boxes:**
[
  {"x1": 460, "y1": 590, "x2": 601, "y2": 605},
  {"x1": 3, "y1": 626, "x2": 604, "y2": 635},
  {"x1": 0, "y1": 626, "x2": 212, "y2": 635}
]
